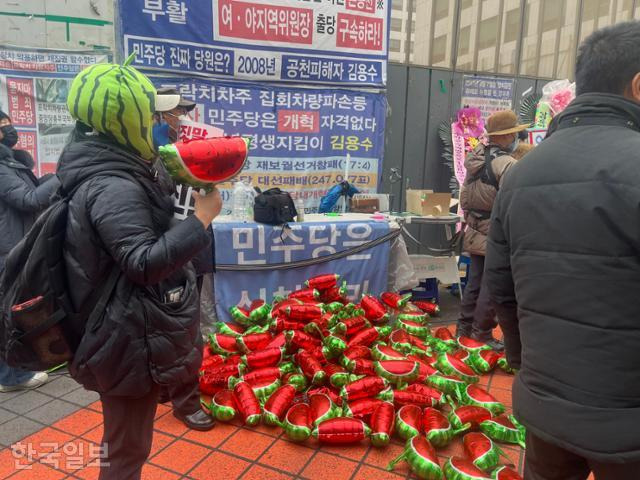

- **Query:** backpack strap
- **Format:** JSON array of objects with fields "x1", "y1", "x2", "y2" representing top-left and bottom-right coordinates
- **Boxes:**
[
  {"x1": 85, "y1": 266, "x2": 120, "y2": 329},
  {"x1": 463, "y1": 147, "x2": 501, "y2": 221},
  {"x1": 483, "y1": 147, "x2": 500, "y2": 190}
]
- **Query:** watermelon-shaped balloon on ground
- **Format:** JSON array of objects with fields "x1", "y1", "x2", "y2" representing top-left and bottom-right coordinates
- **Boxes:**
[{"x1": 159, "y1": 136, "x2": 251, "y2": 189}]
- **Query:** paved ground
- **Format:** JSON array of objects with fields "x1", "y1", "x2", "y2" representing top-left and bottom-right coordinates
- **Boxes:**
[{"x1": 0, "y1": 289, "x2": 528, "y2": 480}]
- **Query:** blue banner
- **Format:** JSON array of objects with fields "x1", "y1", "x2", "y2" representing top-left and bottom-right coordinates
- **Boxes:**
[
  {"x1": 212, "y1": 220, "x2": 390, "y2": 322},
  {"x1": 117, "y1": 0, "x2": 390, "y2": 86},
  {"x1": 153, "y1": 76, "x2": 386, "y2": 213}
]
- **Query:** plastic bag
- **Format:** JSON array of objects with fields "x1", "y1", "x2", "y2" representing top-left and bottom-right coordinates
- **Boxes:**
[
  {"x1": 535, "y1": 79, "x2": 576, "y2": 128},
  {"x1": 388, "y1": 234, "x2": 417, "y2": 291}
]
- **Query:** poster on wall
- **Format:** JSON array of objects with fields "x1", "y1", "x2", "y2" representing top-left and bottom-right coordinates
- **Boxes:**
[
  {"x1": 461, "y1": 75, "x2": 514, "y2": 119},
  {"x1": 0, "y1": 46, "x2": 111, "y2": 176},
  {"x1": 118, "y1": 0, "x2": 390, "y2": 86},
  {"x1": 156, "y1": 76, "x2": 386, "y2": 214}
]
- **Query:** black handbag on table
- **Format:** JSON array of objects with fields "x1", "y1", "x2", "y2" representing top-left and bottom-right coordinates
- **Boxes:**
[{"x1": 253, "y1": 188, "x2": 297, "y2": 225}]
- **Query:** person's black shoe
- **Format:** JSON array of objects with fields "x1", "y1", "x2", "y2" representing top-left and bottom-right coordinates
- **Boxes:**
[
  {"x1": 483, "y1": 338, "x2": 505, "y2": 352},
  {"x1": 173, "y1": 409, "x2": 215, "y2": 431},
  {"x1": 455, "y1": 324, "x2": 472, "y2": 338}
]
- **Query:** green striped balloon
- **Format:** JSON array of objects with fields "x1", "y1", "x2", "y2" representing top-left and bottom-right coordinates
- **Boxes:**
[{"x1": 67, "y1": 57, "x2": 156, "y2": 160}]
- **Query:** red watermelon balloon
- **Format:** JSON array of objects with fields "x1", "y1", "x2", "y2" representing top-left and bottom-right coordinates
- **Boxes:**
[{"x1": 158, "y1": 136, "x2": 250, "y2": 189}]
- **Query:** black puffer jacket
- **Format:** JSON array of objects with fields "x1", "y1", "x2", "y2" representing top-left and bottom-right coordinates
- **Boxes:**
[
  {"x1": 486, "y1": 94, "x2": 640, "y2": 462},
  {"x1": 57, "y1": 130, "x2": 210, "y2": 397},
  {"x1": 0, "y1": 144, "x2": 59, "y2": 270}
]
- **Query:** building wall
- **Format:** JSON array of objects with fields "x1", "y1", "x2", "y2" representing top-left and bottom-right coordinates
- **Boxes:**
[
  {"x1": 380, "y1": 62, "x2": 547, "y2": 251},
  {"x1": 0, "y1": 0, "x2": 115, "y2": 50},
  {"x1": 390, "y1": 0, "x2": 416, "y2": 63},
  {"x1": 389, "y1": 0, "x2": 640, "y2": 80},
  {"x1": 384, "y1": 0, "x2": 640, "y2": 251}
]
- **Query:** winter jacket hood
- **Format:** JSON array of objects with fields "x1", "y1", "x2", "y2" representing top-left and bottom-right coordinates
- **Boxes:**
[
  {"x1": 57, "y1": 128, "x2": 161, "y2": 196},
  {"x1": 485, "y1": 93, "x2": 640, "y2": 462},
  {"x1": 1, "y1": 145, "x2": 35, "y2": 170}
]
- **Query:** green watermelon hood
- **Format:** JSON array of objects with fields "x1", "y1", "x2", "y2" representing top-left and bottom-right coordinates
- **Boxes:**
[{"x1": 67, "y1": 57, "x2": 156, "y2": 161}]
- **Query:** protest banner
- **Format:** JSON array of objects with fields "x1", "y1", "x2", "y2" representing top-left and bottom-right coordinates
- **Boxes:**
[
  {"x1": 157, "y1": 76, "x2": 386, "y2": 214},
  {"x1": 213, "y1": 219, "x2": 390, "y2": 321},
  {"x1": 118, "y1": 0, "x2": 390, "y2": 86},
  {"x1": 461, "y1": 75, "x2": 514, "y2": 119},
  {"x1": 0, "y1": 46, "x2": 111, "y2": 175}
]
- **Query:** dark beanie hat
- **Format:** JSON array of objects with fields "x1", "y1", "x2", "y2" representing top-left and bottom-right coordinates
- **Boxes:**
[{"x1": 0, "y1": 110, "x2": 9, "y2": 122}]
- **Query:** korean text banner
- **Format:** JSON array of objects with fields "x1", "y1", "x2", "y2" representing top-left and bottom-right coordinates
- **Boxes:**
[
  {"x1": 0, "y1": 46, "x2": 111, "y2": 176},
  {"x1": 461, "y1": 75, "x2": 514, "y2": 119},
  {"x1": 119, "y1": 0, "x2": 390, "y2": 86},
  {"x1": 156, "y1": 76, "x2": 386, "y2": 213},
  {"x1": 212, "y1": 220, "x2": 390, "y2": 322}
]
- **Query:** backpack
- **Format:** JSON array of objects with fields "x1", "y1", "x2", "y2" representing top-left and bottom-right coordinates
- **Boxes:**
[
  {"x1": 0, "y1": 171, "x2": 131, "y2": 371},
  {"x1": 464, "y1": 147, "x2": 503, "y2": 220},
  {"x1": 253, "y1": 188, "x2": 297, "y2": 225}
]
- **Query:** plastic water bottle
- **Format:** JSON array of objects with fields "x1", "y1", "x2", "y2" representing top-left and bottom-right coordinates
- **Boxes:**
[
  {"x1": 295, "y1": 198, "x2": 305, "y2": 222},
  {"x1": 244, "y1": 183, "x2": 256, "y2": 221},
  {"x1": 232, "y1": 181, "x2": 246, "y2": 221}
]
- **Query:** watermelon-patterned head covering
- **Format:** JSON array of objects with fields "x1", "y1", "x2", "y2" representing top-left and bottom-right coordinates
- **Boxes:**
[{"x1": 66, "y1": 54, "x2": 159, "y2": 161}]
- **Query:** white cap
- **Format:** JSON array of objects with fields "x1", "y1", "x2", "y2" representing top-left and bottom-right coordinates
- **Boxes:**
[{"x1": 155, "y1": 92, "x2": 181, "y2": 112}]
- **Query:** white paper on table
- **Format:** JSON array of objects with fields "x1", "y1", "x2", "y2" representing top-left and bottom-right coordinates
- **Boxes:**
[{"x1": 409, "y1": 254, "x2": 460, "y2": 285}]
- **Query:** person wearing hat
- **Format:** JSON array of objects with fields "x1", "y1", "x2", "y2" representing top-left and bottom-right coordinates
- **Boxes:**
[
  {"x1": 153, "y1": 87, "x2": 216, "y2": 432},
  {"x1": 154, "y1": 87, "x2": 216, "y2": 319},
  {"x1": 152, "y1": 87, "x2": 196, "y2": 149},
  {"x1": 0, "y1": 110, "x2": 59, "y2": 393},
  {"x1": 456, "y1": 110, "x2": 527, "y2": 351},
  {"x1": 58, "y1": 60, "x2": 222, "y2": 479}
]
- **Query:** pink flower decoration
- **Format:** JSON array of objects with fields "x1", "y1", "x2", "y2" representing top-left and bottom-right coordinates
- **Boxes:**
[
  {"x1": 549, "y1": 90, "x2": 574, "y2": 114},
  {"x1": 453, "y1": 107, "x2": 484, "y2": 138}
]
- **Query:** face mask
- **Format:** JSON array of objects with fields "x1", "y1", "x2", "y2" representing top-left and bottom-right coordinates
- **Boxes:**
[
  {"x1": 508, "y1": 137, "x2": 519, "y2": 153},
  {"x1": 167, "y1": 122, "x2": 179, "y2": 143},
  {"x1": 152, "y1": 121, "x2": 171, "y2": 150},
  {"x1": 0, "y1": 125, "x2": 18, "y2": 148}
]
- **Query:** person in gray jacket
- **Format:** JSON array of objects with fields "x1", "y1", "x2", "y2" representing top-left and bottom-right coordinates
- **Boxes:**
[{"x1": 456, "y1": 110, "x2": 526, "y2": 351}]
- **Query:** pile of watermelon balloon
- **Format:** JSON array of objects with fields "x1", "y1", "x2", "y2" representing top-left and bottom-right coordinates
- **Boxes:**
[{"x1": 200, "y1": 273, "x2": 524, "y2": 480}]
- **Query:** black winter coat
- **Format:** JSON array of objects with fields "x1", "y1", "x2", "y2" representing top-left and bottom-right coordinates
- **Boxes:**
[
  {"x1": 0, "y1": 144, "x2": 59, "y2": 270},
  {"x1": 486, "y1": 94, "x2": 640, "y2": 462},
  {"x1": 154, "y1": 159, "x2": 214, "y2": 275},
  {"x1": 57, "y1": 130, "x2": 210, "y2": 397}
]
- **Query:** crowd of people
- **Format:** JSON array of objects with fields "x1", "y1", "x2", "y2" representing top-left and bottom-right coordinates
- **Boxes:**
[{"x1": 0, "y1": 20, "x2": 639, "y2": 480}]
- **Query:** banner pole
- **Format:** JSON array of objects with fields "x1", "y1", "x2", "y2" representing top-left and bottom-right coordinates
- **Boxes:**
[{"x1": 343, "y1": 153, "x2": 350, "y2": 213}]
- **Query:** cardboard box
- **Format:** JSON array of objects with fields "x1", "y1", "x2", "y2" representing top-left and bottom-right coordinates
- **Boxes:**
[
  {"x1": 350, "y1": 197, "x2": 379, "y2": 213},
  {"x1": 406, "y1": 190, "x2": 452, "y2": 216},
  {"x1": 351, "y1": 193, "x2": 390, "y2": 212}
]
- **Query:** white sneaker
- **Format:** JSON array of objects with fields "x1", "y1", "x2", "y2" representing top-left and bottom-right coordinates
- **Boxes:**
[{"x1": 0, "y1": 372, "x2": 49, "y2": 392}]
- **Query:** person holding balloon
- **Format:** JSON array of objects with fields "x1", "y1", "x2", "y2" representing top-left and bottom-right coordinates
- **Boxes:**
[{"x1": 56, "y1": 56, "x2": 248, "y2": 479}]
